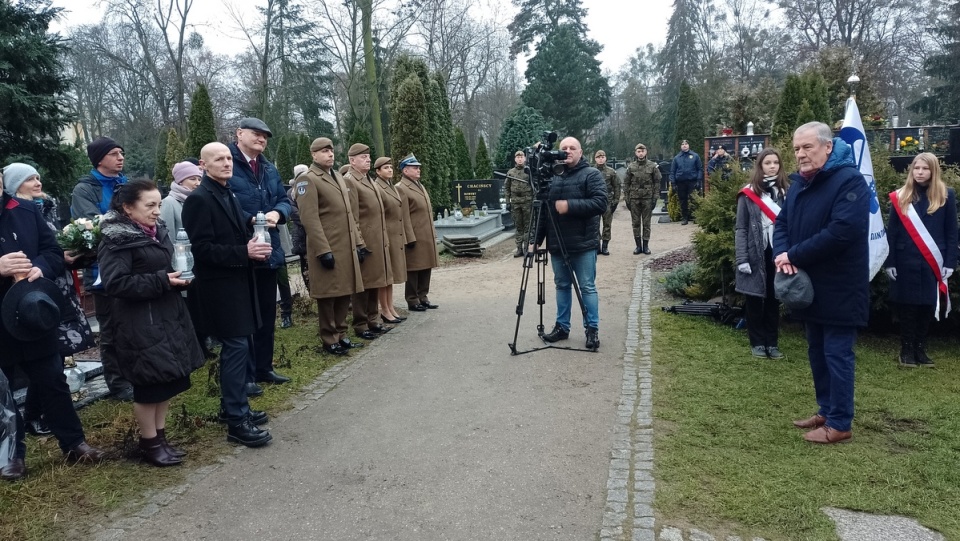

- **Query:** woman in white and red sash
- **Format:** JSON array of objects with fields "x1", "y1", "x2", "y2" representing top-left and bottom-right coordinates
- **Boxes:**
[
  {"x1": 884, "y1": 152, "x2": 958, "y2": 368},
  {"x1": 735, "y1": 148, "x2": 791, "y2": 359}
]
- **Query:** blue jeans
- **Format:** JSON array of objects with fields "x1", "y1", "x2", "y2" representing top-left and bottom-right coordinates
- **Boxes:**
[
  {"x1": 804, "y1": 322, "x2": 857, "y2": 431},
  {"x1": 550, "y1": 249, "x2": 599, "y2": 331}
]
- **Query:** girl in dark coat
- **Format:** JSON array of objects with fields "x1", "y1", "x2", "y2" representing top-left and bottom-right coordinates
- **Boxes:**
[
  {"x1": 734, "y1": 149, "x2": 790, "y2": 358},
  {"x1": 884, "y1": 153, "x2": 958, "y2": 367},
  {"x1": 98, "y1": 181, "x2": 205, "y2": 466}
]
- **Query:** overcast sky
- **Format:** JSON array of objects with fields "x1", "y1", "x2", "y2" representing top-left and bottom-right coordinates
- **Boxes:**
[{"x1": 49, "y1": 0, "x2": 671, "y2": 74}]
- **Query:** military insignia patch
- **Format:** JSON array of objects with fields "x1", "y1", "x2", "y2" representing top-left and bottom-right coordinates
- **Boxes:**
[{"x1": 296, "y1": 181, "x2": 308, "y2": 195}]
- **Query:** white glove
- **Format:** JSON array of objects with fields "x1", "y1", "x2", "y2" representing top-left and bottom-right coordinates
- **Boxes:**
[
  {"x1": 885, "y1": 267, "x2": 897, "y2": 280},
  {"x1": 943, "y1": 268, "x2": 954, "y2": 280},
  {"x1": 737, "y1": 263, "x2": 752, "y2": 275}
]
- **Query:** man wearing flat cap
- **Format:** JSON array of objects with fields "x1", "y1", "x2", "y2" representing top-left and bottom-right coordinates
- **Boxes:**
[
  {"x1": 594, "y1": 150, "x2": 622, "y2": 255},
  {"x1": 295, "y1": 137, "x2": 365, "y2": 355},
  {"x1": 71, "y1": 135, "x2": 132, "y2": 400},
  {"x1": 373, "y1": 157, "x2": 414, "y2": 323},
  {"x1": 623, "y1": 143, "x2": 662, "y2": 255},
  {"x1": 344, "y1": 143, "x2": 390, "y2": 339},
  {"x1": 396, "y1": 154, "x2": 439, "y2": 311},
  {"x1": 505, "y1": 150, "x2": 532, "y2": 257},
  {"x1": 227, "y1": 117, "x2": 292, "y2": 389}
]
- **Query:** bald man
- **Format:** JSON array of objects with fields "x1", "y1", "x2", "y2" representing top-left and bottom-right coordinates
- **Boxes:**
[{"x1": 531, "y1": 137, "x2": 607, "y2": 351}]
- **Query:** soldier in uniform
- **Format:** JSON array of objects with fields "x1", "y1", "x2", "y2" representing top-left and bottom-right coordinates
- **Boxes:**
[
  {"x1": 623, "y1": 143, "x2": 662, "y2": 255},
  {"x1": 594, "y1": 149, "x2": 622, "y2": 255},
  {"x1": 343, "y1": 143, "x2": 390, "y2": 340},
  {"x1": 504, "y1": 150, "x2": 533, "y2": 257},
  {"x1": 396, "y1": 154, "x2": 440, "y2": 311},
  {"x1": 373, "y1": 157, "x2": 415, "y2": 324},
  {"x1": 294, "y1": 137, "x2": 366, "y2": 356}
]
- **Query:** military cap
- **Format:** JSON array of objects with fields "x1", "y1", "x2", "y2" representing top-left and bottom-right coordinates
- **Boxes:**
[
  {"x1": 310, "y1": 137, "x2": 334, "y2": 151},
  {"x1": 238, "y1": 117, "x2": 273, "y2": 138},
  {"x1": 374, "y1": 157, "x2": 392, "y2": 169},
  {"x1": 398, "y1": 154, "x2": 422, "y2": 169},
  {"x1": 635, "y1": 143, "x2": 647, "y2": 150},
  {"x1": 339, "y1": 164, "x2": 350, "y2": 176},
  {"x1": 514, "y1": 150, "x2": 524, "y2": 157},
  {"x1": 348, "y1": 143, "x2": 370, "y2": 156},
  {"x1": 594, "y1": 149, "x2": 606, "y2": 157}
]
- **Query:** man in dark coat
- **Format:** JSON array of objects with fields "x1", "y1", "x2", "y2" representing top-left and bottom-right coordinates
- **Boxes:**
[
  {"x1": 669, "y1": 139, "x2": 703, "y2": 225},
  {"x1": 532, "y1": 137, "x2": 607, "y2": 351},
  {"x1": 1, "y1": 176, "x2": 106, "y2": 480},
  {"x1": 773, "y1": 121, "x2": 870, "y2": 445},
  {"x1": 182, "y1": 142, "x2": 274, "y2": 448},
  {"x1": 227, "y1": 117, "x2": 292, "y2": 386}
]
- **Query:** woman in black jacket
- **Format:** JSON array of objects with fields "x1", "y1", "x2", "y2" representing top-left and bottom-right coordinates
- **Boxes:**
[
  {"x1": 98, "y1": 180, "x2": 205, "y2": 466},
  {"x1": 884, "y1": 153, "x2": 958, "y2": 367}
]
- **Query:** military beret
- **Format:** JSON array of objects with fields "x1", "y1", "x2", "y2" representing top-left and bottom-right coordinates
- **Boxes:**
[
  {"x1": 398, "y1": 154, "x2": 422, "y2": 169},
  {"x1": 310, "y1": 137, "x2": 334, "y2": 151},
  {"x1": 594, "y1": 150, "x2": 606, "y2": 157},
  {"x1": 239, "y1": 117, "x2": 272, "y2": 138},
  {"x1": 635, "y1": 143, "x2": 647, "y2": 150},
  {"x1": 515, "y1": 150, "x2": 524, "y2": 157},
  {"x1": 348, "y1": 143, "x2": 370, "y2": 157},
  {"x1": 374, "y1": 157, "x2": 392, "y2": 169},
  {"x1": 339, "y1": 164, "x2": 350, "y2": 176}
]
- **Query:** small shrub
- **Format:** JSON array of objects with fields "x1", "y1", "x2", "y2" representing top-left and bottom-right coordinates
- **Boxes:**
[
  {"x1": 666, "y1": 184, "x2": 701, "y2": 222},
  {"x1": 663, "y1": 261, "x2": 697, "y2": 298}
]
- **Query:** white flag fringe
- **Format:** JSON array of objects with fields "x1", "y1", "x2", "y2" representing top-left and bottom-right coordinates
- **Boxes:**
[{"x1": 839, "y1": 96, "x2": 889, "y2": 280}]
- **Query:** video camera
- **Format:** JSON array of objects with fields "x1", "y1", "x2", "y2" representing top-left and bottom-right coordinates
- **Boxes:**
[{"x1": 523, "y1": 131, "x2": 567, "y2": 193}]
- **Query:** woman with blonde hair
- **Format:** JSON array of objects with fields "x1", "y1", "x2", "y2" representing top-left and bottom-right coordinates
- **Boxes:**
[{"x1": 884, "y1": 152, "x2": 958, "y2": 367}]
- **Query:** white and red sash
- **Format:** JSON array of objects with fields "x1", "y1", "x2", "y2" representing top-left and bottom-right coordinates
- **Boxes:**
[
  {"x1": 889, "y1": 191, "x2": 951, "y2": 319},
  {"x1": 739, "y1": 186, "x2": 780, "y2": 221}
]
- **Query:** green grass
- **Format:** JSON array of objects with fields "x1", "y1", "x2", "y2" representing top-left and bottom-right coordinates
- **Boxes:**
[
  {"x1": 0, "y1": 300, "x2": 355, "y2": 541},
  {"x1": 652, "y1": 310, "x2": 960, "y2": 540}
]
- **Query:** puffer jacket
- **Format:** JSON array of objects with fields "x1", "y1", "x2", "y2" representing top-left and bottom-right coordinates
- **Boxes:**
[
  {"x1": 536, "y1": 158, "x2": 608, "y2": 254},
  {"x1": 227, "y1": 143, "x2": 292, "y2": 269},
  {"x1": 772, "y1": 138, "x2": 870, "y2": 327},
  {"x1": 98, "y1": 211, "x2": 205, "y2": 386}
]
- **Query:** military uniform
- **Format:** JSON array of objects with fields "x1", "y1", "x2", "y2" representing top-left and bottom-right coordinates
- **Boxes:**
[
  {"x1": 345, "y1": 164, "x2": 391, "y2": 335},
  {"x1": 598, "y1": 164, "x2": 622, "y2": 242},
  {"x1": 396, "y1": 155, "x2": 440, "y2": 309},
  {"x1": 623, "y1": 157, "x2": 662, "y2": 253},
  {"x1": 505, "y1": 164, "x2": 533, "y2": 252}
]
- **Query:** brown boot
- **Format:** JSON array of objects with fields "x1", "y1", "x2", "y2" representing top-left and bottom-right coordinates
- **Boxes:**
[
  {"x1": 157, "y1": 428, "x2": 187, "y2": 459},
  {"x1": 139, "y1": 436, "x2": 183, "y2": 467},
  {"x1": 792, "y1": 414, "x2": 826, "y2": 429}
]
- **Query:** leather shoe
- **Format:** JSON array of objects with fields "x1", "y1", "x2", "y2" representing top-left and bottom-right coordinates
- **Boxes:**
[
  {"x1": 513, "y1": 248, "x2": 524, "y2": 257},
  {"x1": 256, "y1": 370, "x2": 291, "y2": 384},
  {"x1": 139, "y1": 435, "x2": 182, "y2": 467},
  {"x1": 0, "y1": 458, "x2": 26, "y2": 481},
  {"x1": 227, "y1": 419, "x2": 272, "y2": 448},
  {"x1": 26, "y1": 418, "x2": 52, "y2": 436},
  {"x1": 280, "y1": 315, "x2": 293, "y2": 328},
  {"x1": 156, "y1": 428, "x2": 186, "y2": 458},
  {"x1": 370, "y1": 324, "x2": 391, "y2": 334},
  {"x1": 64, "y1": 441, "x2": 108, "y2": 463},
  {"x1": 244, "y1": 382, "x2": 264, "y2": 397},
  {"x1": 803, "y1": 426, "x2": 852, "y2": 444},
  {"x1": 322, "y1": 343, "x2": 351, "y2": 356},
  {"x1": 381, "y1": 314, "x2": 402, "y2": 324},
  {"x1": 542, "y1": 324, "x2": 569, "y2": 343},
  {"x1": 792, "y1": 414, "x2": 826, "y2": 429},
  {"x1": 218, "y1": 409, "x2": 268, "y2": 426},
  {"x1": 358, "y1": 330, "x2": 380, "y2": 340},
  {"x1": 421, "y1": 302, "x2": 439, "y2": 309},
  {"x1": 408, "y1": 304, "x2": 427, "y2": 311},
  {"x1": 339, "y1": 338, "x2": 364, "y2": 349}
]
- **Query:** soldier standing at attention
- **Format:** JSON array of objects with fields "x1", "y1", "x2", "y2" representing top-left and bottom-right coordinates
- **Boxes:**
[
  {"x1": 623, "y1": 143, "x2": 662, "y2": 255},
  {"x1": 505, "y1": 150, "x2": 533, "y2": 258},
  {"x1": 594, "y1": 150, "x2": 621, "y2": 255}
]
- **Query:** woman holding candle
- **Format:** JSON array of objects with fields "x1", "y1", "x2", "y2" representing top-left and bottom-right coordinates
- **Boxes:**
[{"x1": 98, "y1": 180, "x2": 205, "y2": 466}]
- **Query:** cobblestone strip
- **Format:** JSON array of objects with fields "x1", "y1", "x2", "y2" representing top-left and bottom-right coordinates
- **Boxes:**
[
  {"x1": 600, "y1": 261, "x2": 654, "y2": 541},
  {"x1": 92, "y1": 353, "x2": 370, "y2": 541}
]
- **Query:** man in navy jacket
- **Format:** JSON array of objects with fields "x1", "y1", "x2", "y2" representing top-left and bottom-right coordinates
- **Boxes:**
[
  {"x1": 228, "y1": 118, "x2": 292, "y2": 388},
  {"x1": 669, "y1": 139, "x2": 703, "y2": 225},
  {"x1": 773, "y1": 121, "x2": 869, "y2": 445}
]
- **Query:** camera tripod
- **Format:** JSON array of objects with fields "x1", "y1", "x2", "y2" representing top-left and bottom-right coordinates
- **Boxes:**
[{"x1": 508, "y1": 193, "x2": 591, "y2": 355}]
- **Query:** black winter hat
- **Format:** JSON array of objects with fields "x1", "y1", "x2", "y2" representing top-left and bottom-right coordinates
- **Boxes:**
[
  {"x1": 87, "y1": 136, "x2": 123, "y2": 167},
  {"x1": 1, "y1": 278, "x2": 63, "y2": 342}
]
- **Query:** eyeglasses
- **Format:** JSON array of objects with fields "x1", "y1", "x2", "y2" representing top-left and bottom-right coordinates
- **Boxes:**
[{"x1": 106, "y1": 149, "x2": 125, "y2": 158}]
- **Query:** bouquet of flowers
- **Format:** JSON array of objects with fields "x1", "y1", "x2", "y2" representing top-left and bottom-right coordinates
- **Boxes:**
[
  {"x1": 57, "y1": 215, "x2": 102, "y2": 255},
  {"x1": 900, "y1": 136, "x2": 920, "y2": 153},
  {"x1": 866, "y1": 114, "x2": 886, "y2": 129}
]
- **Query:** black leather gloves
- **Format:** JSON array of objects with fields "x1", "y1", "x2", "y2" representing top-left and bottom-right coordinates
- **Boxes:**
[{"x1": 319, "y1": 252, "x2": 335, "y2": 269}]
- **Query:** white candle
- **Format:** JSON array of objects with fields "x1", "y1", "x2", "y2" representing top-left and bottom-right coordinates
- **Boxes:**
[{"x1": 175, "y1": 254, "x2": 188, "y2": 271}]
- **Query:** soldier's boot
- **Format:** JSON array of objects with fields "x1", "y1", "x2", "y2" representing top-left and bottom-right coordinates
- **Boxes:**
[
  {"x1": 642, "y1": 239, "x2": 651, "y2": 255},
  {"x1": 599, "y1": 240, "x2": 610, "y2": 256},
  {"x1": 633, "y1": 237, "x2": 643, "y2": 255}
]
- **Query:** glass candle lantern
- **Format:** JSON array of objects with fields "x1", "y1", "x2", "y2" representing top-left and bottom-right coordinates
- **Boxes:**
[
  {"x1": 254, "y1": 211, "x2": 269, "y2": 243},
  {"x1": 173, "y1": 228, "x2": 195, "y2": 280}
]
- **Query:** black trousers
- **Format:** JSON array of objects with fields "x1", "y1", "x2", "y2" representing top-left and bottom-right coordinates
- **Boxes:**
[
  {"x1": 251, "y1": 268, "x2": 278, "y2": 379},
  {"x1": 675, "y1": 180, "x2": 697, "y2": 220},
  {"x1": 217, "y1": 335, "x2": 253, "y2": 423},
  {"x1": 2, "y1": 353, "x2": 85, "y2": 457},
  {"x1": 744, "y1": 250, "x2": 780, "y2": 348},
  {"x1": 405, "y1": 269, "x2": 432, "y2": 307},
  {"x1": 898, "y1": 303, "x2": 933, "y2": 343},
  {"x1": 94, "y1": 292, "x2": 131, "y2": 393}
]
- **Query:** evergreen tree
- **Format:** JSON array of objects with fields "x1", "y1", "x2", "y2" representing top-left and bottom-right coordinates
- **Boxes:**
[
  {"x1": 154, "y1": 129, "x2": 169, "y2": 185},
  {"x1": 475, "y1": 136, "x2": 493, "y2": 180},
  {"x1": 772, "y1": 72, "x2": 832, "y2": 144},
  {"x1": 162, "y1": 129, "x2": 187, "y2": 187},
  {"x1": 794, "y1": 99, "x2": 817, "y2": 127},
  {"x1": 507, "y1": 0, "x2": 588, "y2": 57},
  {"x1": 296, "y1": 133, "x2": 312, "y2": 167},
  {"x1": 273, "y1": 135, "x2": 293, "y2": 182},
  {"x1": 453, "y1": 128, "x2": 474, "y2": 180},
  {"x1": 520, "y1": 24, "x2": 611, "y2": 139},
  {"x1": 0, "y1": 0, "x2": 73, "y2": 194},
  {"x1": 425, "y1": 77, "x2": 451, "y2": 211},
  {"x1": 802, "y1": 72, "x2": 832, "y2": 126},
  {"x1": 912, "y1": 0, "x2": 960, "y2": 120},
  {"x1": 674, "y1": 81, "x2": 705, "y2": 149},
  {"x1": 494, "y1": 105, "x2": 549, "y2": 169},
  {"x1": 186, "y1": 83, "x2": 217, "y2": 159},
  {"x1": 389, "y1": 74, "x2": 429, "y2": 188}
]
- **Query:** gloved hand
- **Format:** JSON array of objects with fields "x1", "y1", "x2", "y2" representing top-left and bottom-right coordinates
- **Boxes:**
[
  {"x1": 885, "y1": 267, "x2": 897, "y2": 281},
  {"x1": 319, "y1": 252, "x2": 335, "y2": 270},
  {"x1": 737, "y1": 263, "x2": 752, "y2": 275},
  {"x1": 943, "y1": 268, "x2": 954, "y2": 280},
  {"x1": 406, "y1": 241, "x2": 416, "y2": 249},
  {"x1": 357, "y1": 247, "x2": 372, "y2": 263}
]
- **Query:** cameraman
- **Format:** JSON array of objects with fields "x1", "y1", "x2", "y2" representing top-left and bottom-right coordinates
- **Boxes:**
[{"x1": 530, "y1": 137, "x2": 607, "y2": 351}]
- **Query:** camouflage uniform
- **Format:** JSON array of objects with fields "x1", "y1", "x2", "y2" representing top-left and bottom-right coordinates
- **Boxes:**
[
  {"x1": 598, "y1": 165, "x2": 622, "y2": 241},
  {"x1": 505, "y1": 165, "x2": 533, "y2": 250},
  {"x1": 623, "y1": 158, "x2": 662, "y2": 245}
]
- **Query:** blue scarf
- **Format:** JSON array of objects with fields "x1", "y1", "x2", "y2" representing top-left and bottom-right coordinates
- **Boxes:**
[{"x1": 90, "y1": 169, "x2": 128, "y2": 213}]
